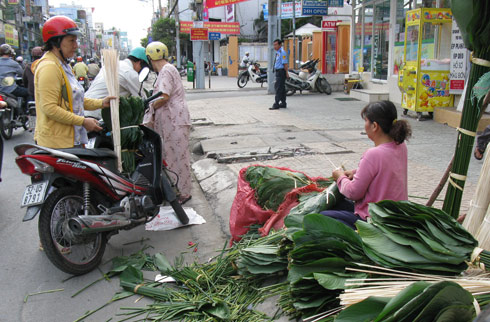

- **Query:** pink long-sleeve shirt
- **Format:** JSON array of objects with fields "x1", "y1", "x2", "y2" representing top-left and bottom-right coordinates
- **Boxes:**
[{"x1": 337, "y1": 141, "x2": 408, "y2": 220}]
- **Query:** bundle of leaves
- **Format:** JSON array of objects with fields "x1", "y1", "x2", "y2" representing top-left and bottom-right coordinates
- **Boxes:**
[
  {"x1": 357, "y1": 200, "x2": 482, "y2": 275},
  {"x1": 245, "y1": 166, "x2": 332, "y2": 211},
  {"x1": 278, "y1": 214, "x2": 370, "y2": 318},
  {"x1": 335, "y1": 281, "x2": 476, "y2": 322},
  {"x1": 102, "y1": 96, "x2": 145, "y2": 173}
]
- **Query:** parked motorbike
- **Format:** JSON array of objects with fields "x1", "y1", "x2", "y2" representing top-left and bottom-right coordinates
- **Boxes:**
[
  {"x1": 237, "y1": 61, "x2": 267, "y2": 88},
  {"x1": 285, "y1": 59, "x2": 332, "y2": 96},
  {"x1": 0, "y1": 81, "x2": 31, "y2": 139},
  {"x1": 14, "y1": 91, "x2": 189, "y2": 275},
  {"x1": 0, "y1": 101, "x2": 4, "y2": 182}
]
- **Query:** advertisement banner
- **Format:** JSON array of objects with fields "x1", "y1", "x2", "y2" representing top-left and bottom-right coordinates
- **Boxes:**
[
  {"x1": 449, "y1": 19, "x2": 469, "y2": 94},
  {"x1": 191, "y1": 28, "x2": 209, "y2": 41},
  {"x1": 225, "y1": 4, "x2": 234, "y2": 22},
  {"x1": 5, "y1": 24, "x2": 18, "y2": 47},
  {"x1": 206, "y1": 0, "x2": 249, "y2": 9},
  {"x1": 203, "y1": 0, "x2": 209, "y2": 21},
  {"x1": 181, "y1": 21, "x2": 240, "y2": 35},
  {"x1": 8, "y1": 0, "x2": 19, "y2": 4},
  {"x1": 263, "y1": 2, "x2": 302, "y2": 21}
]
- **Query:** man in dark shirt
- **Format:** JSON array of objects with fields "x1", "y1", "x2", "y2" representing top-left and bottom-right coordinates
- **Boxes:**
[{"x1": 22, "y1": 46, "x2": 43, "y2": 101}]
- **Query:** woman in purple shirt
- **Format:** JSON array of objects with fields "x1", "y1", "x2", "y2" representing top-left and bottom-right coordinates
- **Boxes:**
[{"x1": 321, "y1": 100, "x2": 412, "y2": 229}]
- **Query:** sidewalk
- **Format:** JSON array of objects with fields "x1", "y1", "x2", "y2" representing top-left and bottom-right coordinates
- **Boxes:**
[
  {"x1": 182, "y1": 75, "x2": 267, "y2": 93},
  {"x1": 187, "y1": 86, "x2": 482, "y2": 237}
]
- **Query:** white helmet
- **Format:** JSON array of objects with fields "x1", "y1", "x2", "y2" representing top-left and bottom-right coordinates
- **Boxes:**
[
  {"x1": 245, "y1": 52, "x2": 249, "y2": 55},
  {"x1": 16, "y1": 56, "x2": 23, "y2": 62}
]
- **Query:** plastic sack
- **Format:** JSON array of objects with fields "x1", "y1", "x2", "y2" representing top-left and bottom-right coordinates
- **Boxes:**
[{"x1": 229, "y1": 165, "x2": 330, "y2": 243}]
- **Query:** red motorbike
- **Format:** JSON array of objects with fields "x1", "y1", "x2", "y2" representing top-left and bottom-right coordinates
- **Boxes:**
[{"x1": 14, "y1": 92, "x2": 189, "y2": 275}]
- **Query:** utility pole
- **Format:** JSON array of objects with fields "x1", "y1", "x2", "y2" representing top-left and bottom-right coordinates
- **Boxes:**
[
  {"x1": 174, "y1": 0, "x2": 181, "y2": 68},
  {"x1": 267, "y1": 0, "x2": 279, "y2": 94},
  {"x1": 193, "y1": 0, "x2": 205, "y2": 89},
  {"x1": 292, "y1": 0, "x2": 296, "y2": 69}
]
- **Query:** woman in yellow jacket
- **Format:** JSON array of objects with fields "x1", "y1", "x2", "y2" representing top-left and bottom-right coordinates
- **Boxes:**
[{"x1": 34, "y1": 16, "x2": 115, "y2": 148}]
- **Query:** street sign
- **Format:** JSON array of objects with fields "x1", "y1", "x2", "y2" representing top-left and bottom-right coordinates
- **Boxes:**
[
  {"x1": 209, "y1": 32, "x2": 221, "y2": 40},
  {"x1": 181, "y1": 21, "x2": 240, "y2": 35},
  {"x1": 191, "y1": 28, "x2": 209, "y2": 41},
  {"x1": 302, "y1": 0, "x2": 327, "y2": 16}
]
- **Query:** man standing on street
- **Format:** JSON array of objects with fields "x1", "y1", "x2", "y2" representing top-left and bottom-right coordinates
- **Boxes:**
[{"x1": 270, "y1": 39, "x2": 289, "y2": 110}]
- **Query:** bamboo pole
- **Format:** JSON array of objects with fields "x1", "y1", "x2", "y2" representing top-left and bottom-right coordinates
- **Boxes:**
[{"x1": 102, "y1": 49, "x2": 122, "y2": 172}]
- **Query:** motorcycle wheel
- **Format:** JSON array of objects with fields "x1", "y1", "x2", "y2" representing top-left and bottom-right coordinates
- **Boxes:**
[
  {"x1": 170, "y1": 199, "x2": 189, "y2": 225},
  {"x1": 39, "y1": 187, "x2": 107, "y2": 275},
  {"x1": 22, "y1": 115, "x2": 29, "y2": 131},
  {"x1": 237, "y1": 74, "x2": 249, "y2": 88},
  {"x1": 0, "y1": 109, "x2": 13, "y2": 140},
  {"x1": 319, "y1": 78, "x2": 332, "y2": 95}
]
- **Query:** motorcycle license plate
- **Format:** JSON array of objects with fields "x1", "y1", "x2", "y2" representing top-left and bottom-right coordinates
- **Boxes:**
[
  {"x1": 86, "y1": 137, "x2": 96, "y2": 149},
  {"x1": 21, "y1": 181, "x2": 48, "y2": 208},
  {"x1": 79, "y1": 80, "x2": 85, "y2": 85}
]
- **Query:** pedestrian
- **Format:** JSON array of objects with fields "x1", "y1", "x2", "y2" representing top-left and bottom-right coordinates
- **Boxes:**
[
  {"x1": 270, "y1": 39, "x2": 289, "y2": 110},
  {"x1": 33, "y1": 15, "x2": 115, "y2": 148},
  {"x1": 321, "y1": 101, "x2": 412, "y2": 229},
  {"x1": 144, "y1": 41, "x2": 192, "y2": 204}
]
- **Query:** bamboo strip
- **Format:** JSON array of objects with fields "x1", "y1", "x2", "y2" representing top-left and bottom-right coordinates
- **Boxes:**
[
  {"x1": 476, "y1": 203, "x2": 490, "y2": 249},
  {"x1": 101, "y1": 49, "x2": 121, "y2": 172},
  {"x1": 463, "y1": 148, "x2": 490, "y2": 235}
]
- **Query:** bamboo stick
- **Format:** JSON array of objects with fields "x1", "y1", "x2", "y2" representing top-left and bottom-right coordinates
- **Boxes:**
[
  {"x1": 475, "y1": 203, "x2": 490, "y2": 249},
  {"x1": 463, "y1": 148, "x2": 490, "y2": 235},
  {"x1": 102, "y1": 49, "x2": 122, "y2": 172}
]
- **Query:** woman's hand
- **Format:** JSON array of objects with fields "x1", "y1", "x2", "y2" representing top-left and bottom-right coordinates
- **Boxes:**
[
  {"x1": 83, "y1": 118, "x2": 102, "y2": 132},
  {"x1": 344, "y1": 170, "x2": 355, "y2": 180},
  {"x1": 152, "y1": 94, "x2": 170, "y2": 110},
  {"x1": 102, "y1": 96, "x2": 117, "y2": 108},
  {"x1": 332, "y1": 168, "x2": 345, "y2": 181}
]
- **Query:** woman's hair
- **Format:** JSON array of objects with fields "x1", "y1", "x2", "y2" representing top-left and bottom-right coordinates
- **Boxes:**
[
  {"x1": 361, "y1": 100, "x2": 412, "y2": 144},
  {"x1": 43, "y1": 36, "x2": 63, "y2": 52}
]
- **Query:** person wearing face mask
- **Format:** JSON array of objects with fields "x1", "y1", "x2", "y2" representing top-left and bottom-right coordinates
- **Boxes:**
[
  {"x1": 321, "y1": 100, "x2": 412, "y2": 229},
  {"x1": 32, "y1": 16, "x2": 115, "y2": 148}
]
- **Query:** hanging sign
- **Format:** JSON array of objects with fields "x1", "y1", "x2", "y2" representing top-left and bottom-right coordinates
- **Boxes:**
[
  {"x1": 449, "y1": 19, "x2": 469, "y2": 94},
  {"x1": 302, "y1": 0, "x2": 327, "y2": 16},
  {"x1": 206, "y1": 0, "x2": 249, "y2": 9},
  {"x1": 5, "y1": 24, "x2": 18, "y2": 47},
  {"x1": 191, "y1": 28, "x2": 209, "y2": 41}
]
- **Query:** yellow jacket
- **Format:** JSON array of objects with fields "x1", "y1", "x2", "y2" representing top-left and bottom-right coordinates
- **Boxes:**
[{"x1": 33, "y1": 51, "x2": 103, "y2": 148}]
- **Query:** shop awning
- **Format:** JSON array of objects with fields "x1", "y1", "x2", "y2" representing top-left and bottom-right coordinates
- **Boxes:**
[{"x1": 286, "y1": 23, "x2": 321, "y2": 37}]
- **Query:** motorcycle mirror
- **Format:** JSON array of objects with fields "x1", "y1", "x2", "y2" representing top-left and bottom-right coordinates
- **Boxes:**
[{"x1": 139, "y1": 67, "x2": 150, "y2": 83}]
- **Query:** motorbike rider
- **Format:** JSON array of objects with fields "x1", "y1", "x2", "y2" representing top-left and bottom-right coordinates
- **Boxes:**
[
  {"x1": 0, "y1": 44, "x2": 29, "y2": 100},
  {"x1": 85, "y1": 47, "x2": 149, "y2": 118},
  {"x1": 23, "y1": 46, "x2": 44, "y2": 101},
  {"x1": 87, "y1": 58, "x2": 100, "y2": 79},
  {"x1": 16, "y1": 56, "x2": 26, "y2": 69},
  {"x1": 73, "y1": 56, "x2": 88, "y2": 79},
  {"x1": 33, "y1": 15, "x2": 115, "y2": 149},
  {"x1": 240, "y1": 52, "x2": 250, "y2": 68}
]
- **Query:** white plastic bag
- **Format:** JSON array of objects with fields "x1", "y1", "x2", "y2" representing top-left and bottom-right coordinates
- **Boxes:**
[{"x1": 145, "y1": 206, "x2": 206, "y2": 231}]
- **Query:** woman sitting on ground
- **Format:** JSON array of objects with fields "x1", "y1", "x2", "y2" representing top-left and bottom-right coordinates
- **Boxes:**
[{"x1": 321, "y1": 100, "x2": 412, "y2": 229}]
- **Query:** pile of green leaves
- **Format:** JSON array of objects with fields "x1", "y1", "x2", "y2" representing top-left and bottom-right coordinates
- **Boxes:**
[
  {"x1": 357, "y1": 200, "x2": 479, "y2": 275},
  {"x1": 237, "y1": 245, "x2": 288, "y2": 276},
  {"x1": 279, "y1": 214, "x2": 369, "y2": 318},
  {"x1": 335, "y1": 281, "x2": 476, "y2": 322},
  {"x1": 245, "y1": 166, "x2": 332, "y2": 211},
  {"x1": 102, "y1": 96, "x2": 145, "y2": 173}
]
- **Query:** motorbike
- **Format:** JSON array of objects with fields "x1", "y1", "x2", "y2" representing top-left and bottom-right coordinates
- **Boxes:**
[
  {"x1": 0, "y1": 101, "x2": 4, "y2": 182},
  {"x1": 13, "y1": 90, "x2": 189, "y2": 275},
  {"x1": 237, "y1": 61, "x2": 267, "y2": 88},
  {"x1": 0, "y1": 78, "x2": 32, "y2": 139},
  {"x1": 285, "y1": 59, "x2": 332, "y2": 96},
  {"x1": 77, "y1": 76, "x2": 89, "y2": 91}
]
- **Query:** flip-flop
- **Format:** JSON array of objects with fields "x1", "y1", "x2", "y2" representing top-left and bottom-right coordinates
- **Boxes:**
[
  {"x1": 474, "y1": 148, "x2": 484, "y2": 160},
  {"x1": 179, "y1": 195, "x2": 192, "y2": 205}
]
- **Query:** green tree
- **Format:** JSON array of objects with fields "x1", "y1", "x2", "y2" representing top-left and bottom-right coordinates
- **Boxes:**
[
  {"x1": 140, "y1": 37, "x2": 149, "y2": 47},
  {"x1": 151, "y1": 17, "x2": 177, "y2": 54}
]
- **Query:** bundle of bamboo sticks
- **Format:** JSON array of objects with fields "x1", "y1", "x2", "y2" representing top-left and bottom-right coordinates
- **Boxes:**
[{"x1": 101, "y1": 49, "x2": 121, "y2": 172}]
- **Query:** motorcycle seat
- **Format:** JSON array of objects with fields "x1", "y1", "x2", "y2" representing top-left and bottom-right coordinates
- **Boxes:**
[
  {"x1": 33, "y1": 147, "x2": 117, "y2": 159},
  {"x1": 289, "y1": 70, "x2": 299, "y2": 75},
  {"x1": 58, "y1": 148, "x2": 117, "y2": 159}
]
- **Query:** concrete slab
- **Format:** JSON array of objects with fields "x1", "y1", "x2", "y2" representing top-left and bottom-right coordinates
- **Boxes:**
[
  {"x1": 192, "y1": 158, "x2": 219, "y2": 181},
  {"x1": 199, "y1": 170, "x2": 236, "y2": 195},
  {"x1": 303, "y1": 141, "x2": 352, "y2": 154},
  {"x1": 201, "y1": 136, "x2": 267, "y2": 153}
]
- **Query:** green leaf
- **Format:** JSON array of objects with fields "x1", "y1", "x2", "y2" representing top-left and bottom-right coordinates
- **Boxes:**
[
  {"x1": 314, "y1": 272, "x2": 367, "y2": 290},
  {"x1": 110, "y1": 291, "x2": 134, "y2": 302},
  {"x1": 335, "y1": 296, "x2": 391, "y2": 322},
  {"x1": 154, "y1": 253, "x2": 172, "y2": 273},
  {"x1": 433, "y1": 304, "x2": 475, "y2": 322},
  {"x1": 120, "y1": 266, "x2": 144, "y2": 284},
  {"x1": 201, "y1": 301, "x2": 231, "y2": 320}
]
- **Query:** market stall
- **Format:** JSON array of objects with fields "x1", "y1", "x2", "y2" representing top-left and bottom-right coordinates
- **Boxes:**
[{"x1": 398, "y1": 8, "x2": 454, "y2": 120}]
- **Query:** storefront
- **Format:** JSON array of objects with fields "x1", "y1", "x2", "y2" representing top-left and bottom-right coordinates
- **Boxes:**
[{"x1": 350, "y1": 0, "x2": 451, "y2": 103}]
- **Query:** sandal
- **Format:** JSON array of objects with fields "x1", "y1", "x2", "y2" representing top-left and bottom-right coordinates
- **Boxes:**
[
  {"x1": 474, "y1": 147, "x2": 484, "y2": 160},
  {"x1": 179, "y1": 195, "x2": 192, "y2": 205}
]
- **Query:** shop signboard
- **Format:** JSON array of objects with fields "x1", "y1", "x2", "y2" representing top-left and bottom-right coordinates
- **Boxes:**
[
  {"x1": 8, "y1": 0, "x2": 19, "y2": 4},
  {"x1": 263, "y1": 1, "x2": 302, "y2": 21},
  {"x1": 209, "y1": 32, "x2": 221, "y2": 40},
  {"x1": 322, "y1": 20, "x2": 337, "y2": 31},
  {"x1": 206, "y1": 0, "x2": 249, "y2": 9},
  {"x1": 328, "y1": 0, "x2": 343, "y2": 7},
  {"x1": 191, "y1": 28, "x2": 209, "y2": 41},
  {"x1": 181, "y1": 21, "x2": 240, "y2": 35},
  {"x1": 302, "y1": 0, "x2": 327, "y2": 16},
  {"x1": 449, "y1": 19, "x2": 469, "y2": 94},
  {"x1": 5, "y1": 24, "x2": 18, "y2": 47}
]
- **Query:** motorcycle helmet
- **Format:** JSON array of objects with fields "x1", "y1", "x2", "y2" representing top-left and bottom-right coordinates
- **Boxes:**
[
  {"x1": 16, "y1": 56, "x2": 23, "y2": 62},
  {"x1": 77, "y1": 56, "x2": 83, "y2": 62},
  {"x1": 31, "y1": 46, "x2": 44, "y2": 59},
  {"x1": 0, "y1": 44, "x2": 13, "y2": 56},
  {"x1": 129, "y1": 47, "x2": 149, "y2": 64},
  {"x1": 145, "y1": 41, "x2": 168, "y2": 61},
  {"x1": 42, "y1": 16, "x2": 81, "y2": 43}
]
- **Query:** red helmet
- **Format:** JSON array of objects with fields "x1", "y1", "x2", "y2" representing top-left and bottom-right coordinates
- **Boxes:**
[
  {"x1": 77, "y1": 56, "x2": 82, "y2": 62},
  {"x1": 42, "y1": 16, "x2": 82, "y2": 43}
]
